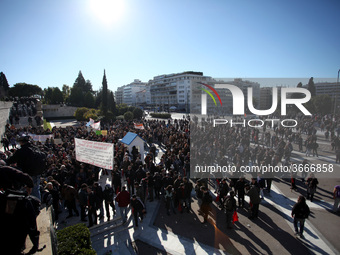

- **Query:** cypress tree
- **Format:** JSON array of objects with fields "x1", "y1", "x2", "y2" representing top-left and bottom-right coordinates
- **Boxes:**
[{"x1": 102, "y1": 70, "x2": 108, "y2": 115}]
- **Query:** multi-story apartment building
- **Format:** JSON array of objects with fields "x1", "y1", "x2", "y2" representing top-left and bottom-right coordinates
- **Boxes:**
[
  {"x1": 115, "y1": 86, "x2": 124, "y2": 105},
  {"x1": 148, "y1": 71, "x2": 212, "y2": 111},
  {"x1": 315, "y1": 82, "x2": 340, "y2": 98},
  {"x1": 121, "y1": 79, "x2": 147, "y2": 106},
  {"x1": 135, "y1": 85, "x2": 151, "y2": 106}
]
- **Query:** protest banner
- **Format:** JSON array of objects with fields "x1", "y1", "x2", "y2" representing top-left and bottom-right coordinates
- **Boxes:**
[
  {"x1": 134, "y1": 123, "x2": 144, "y2": 130},
  {"x1": 74, "y1": 138, "x2": 114, "y2": 170},
  {"x1": 28, "y1": 133, "x2": 54, "y2": 142},
  {"x1": 54, "y1": 138, "x2": 63, "y2": 145}
]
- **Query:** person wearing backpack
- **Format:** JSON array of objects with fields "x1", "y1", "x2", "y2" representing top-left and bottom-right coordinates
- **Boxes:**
[
  {"x1": 291, "y1": 195, "x2": 310, "y2": 238},
  {"x1": 224, "y1": 191, "x2": 237, "y2": 229},
  {"x1": 7, "y1": 135, "x2": 46, "y2": 200},
  {"x1": 333, "y1": 185, "x2": 340, "y2": 213}
]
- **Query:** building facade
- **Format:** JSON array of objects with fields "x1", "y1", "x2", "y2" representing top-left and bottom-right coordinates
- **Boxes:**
[
  {"x1": 121, "y1": 79, "x2": 147, "y2": 106},
  {"x1": 148, "y1": 71, "x2": 212, "y2": 111}
]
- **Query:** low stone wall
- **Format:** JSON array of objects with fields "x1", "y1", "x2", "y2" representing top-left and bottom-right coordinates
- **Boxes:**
[
  {"x1": 24, "y1": 206, "x2": 56, "y2": 254},
  {"x1": 42, "y1": 105, "x2": 77, "y2": 119}
]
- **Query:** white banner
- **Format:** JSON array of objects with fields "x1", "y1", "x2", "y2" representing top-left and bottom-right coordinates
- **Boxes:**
[
  {"x1": 28, "y1": 133, "x2": 54, "y2": 142},
  {"x1": 74, "y1": 138, "x2": 114, "y2": 170}
]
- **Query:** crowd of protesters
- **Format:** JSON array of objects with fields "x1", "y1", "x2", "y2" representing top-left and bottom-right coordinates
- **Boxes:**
[
  {"x1": 0, "y1": 117, "x2": 192, "y2": 228},
  {"x1": 8, "y1": 97, "x2": 39, "y2": 125},
  {"x1": 0, "y1": 110, "x2": 339, "y2": 233}
]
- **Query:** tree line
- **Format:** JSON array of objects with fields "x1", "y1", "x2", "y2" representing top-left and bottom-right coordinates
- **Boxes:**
[{"x1": 0, "y1": 70, "x2": 120, "y2": 121}]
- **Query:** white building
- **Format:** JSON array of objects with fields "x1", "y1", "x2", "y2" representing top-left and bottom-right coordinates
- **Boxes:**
[
  {"x1": 135, "y1": 85, "x2": 151, "y2": 105},
  {"x1": 148, "y1": 71, "x2": 212, "y2": 111},
  {"x1": 315, "y1": 82, "x2": 340, "y2": 99},
  {"x1": 121, "y1": 79, "x2": 147, "y2": 106},
  {"x1": 115, "y1": 86, "x2": 124, "y2": 105}
]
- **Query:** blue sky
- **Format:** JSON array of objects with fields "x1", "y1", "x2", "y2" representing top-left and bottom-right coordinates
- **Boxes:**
[{"x1": 1, "y1": 0, "x2": 339, "y2": 92}]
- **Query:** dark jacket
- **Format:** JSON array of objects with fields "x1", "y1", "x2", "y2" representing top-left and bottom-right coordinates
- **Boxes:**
[
  {"x1": 135, "y1": 185, "x2": 145, "y2": 201},
  {"x1": 184, "y1": 182, "x2": 193, "y2": 198},
  {"x1": 235, "y1": 180, "x2": 246, "y2": 195},
  {"x1": 88, "y1": 191, "x2": 96, "y2": 208},
  {"x1": 219, "y1": 182, "x2": 229, "y2": 197},
  {"x1": 131, "y1": 198, "x2": 145, "y2": 211},
  {"x1": 246, "y1": 186, "x2": 261, "y2": 204},
  {"x1": 7, "y1": 143, "x2": 44, "y2": 176},
  {"x1": 115, "y1": 190, "x2": 130, "y2": 207},
  {"x1": 78, "y1": 188, "x2": 88, "y2": 206},
  {"x1": 224, "y1": 195, "x2": 237, "y2": 212},
  {"x1": 61, "y1": 185, "x2": 77, "y2": 201},
  {"x1": 202, "y1": 191, "x2": 213, "y2": 205},
  {"x1": 103, "y1": 187, "x2": 114, "y2": 202},
  {"x1": 292, "y1": 202, "x2": 310, "y2": 219}
]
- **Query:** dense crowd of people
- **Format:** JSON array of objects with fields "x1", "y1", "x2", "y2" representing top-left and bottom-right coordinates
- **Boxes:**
[
  {"x1": 8, "y1": 97, "x2": 39, "y2": 125},
  {"x1": 0, "y1": 110, "x2": 339, "y2": 242}
]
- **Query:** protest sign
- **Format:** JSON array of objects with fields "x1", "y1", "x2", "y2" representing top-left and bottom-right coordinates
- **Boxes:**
[{"x1": 74, "y1": 138, "x2": 114, "y2": 170}]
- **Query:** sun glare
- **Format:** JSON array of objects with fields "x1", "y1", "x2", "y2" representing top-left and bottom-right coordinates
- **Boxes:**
[{"x1": 89, "y1": 0, "x2": 125, "y2": 26}]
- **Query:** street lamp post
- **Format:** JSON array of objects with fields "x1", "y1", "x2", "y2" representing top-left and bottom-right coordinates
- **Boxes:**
[{"x1": 335, "y1": 69, "x2": 340, "y2": 116}]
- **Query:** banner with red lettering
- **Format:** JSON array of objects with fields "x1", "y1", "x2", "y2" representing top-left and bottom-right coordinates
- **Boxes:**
[{"x1": 74, "y1": 138, "x2": 114, "y2": 169}]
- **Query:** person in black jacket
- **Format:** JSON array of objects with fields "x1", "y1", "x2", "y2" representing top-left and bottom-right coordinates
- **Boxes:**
[
  {"x1": 111, "y1": 167, "x2": 122, "y2": 194},
  {"x1": 183, "y1": 177, "x2": 193, "y2": 212},
  {"x1": 78, "y1": 183, "x2": 88, "y2": 222},
  {"x1": 7, "y1": 135, "x2": 46, "y2": 200},
  {"x1": 93, "y1": 182, "x2": 104, "y2": 220},
  {"x1": 306, "y1": 174, "x2": 319, "y2": 202},
  {"x1": 103, "y1": 184, "x2": 115, "y2": 221},
  {"x1": 201, "y1": 186, "x2": 212, "y2": 224},
  {"x1": 131, "y1": 195, "x2": 145, "y2": 228},
  {"x1": 153, "y1": 172, "x2": 162, "y2": 200},
  {"x1": 291, "y1": 195, "x2": 310, "y2": 238},
  {"x1": 218, "y1": 178, "x2": 229, "y2": 206},
  {"x1": 87, "y1": 186, "x2": 97, "y2": 228},
  {"x1": 235, "y1": 178, "x2": 246, "y2": 208},
  {"x1": 224, "y1": 191, "x2": 237, "y2": 229}
]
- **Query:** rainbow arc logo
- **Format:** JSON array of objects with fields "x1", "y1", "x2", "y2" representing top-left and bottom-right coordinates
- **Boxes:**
[{"x1": 197, "y1": 82, "x2": 222, "y2": 106}]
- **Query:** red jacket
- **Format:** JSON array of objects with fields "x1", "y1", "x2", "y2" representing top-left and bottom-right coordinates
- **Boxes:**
[{"x1": 115, "y1": 190, "x2": 130, "y2": 207}]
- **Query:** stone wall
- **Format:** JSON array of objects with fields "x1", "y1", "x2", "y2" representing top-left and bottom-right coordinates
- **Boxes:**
[
  {"x1": 0, "y1": 101, "x2": 13, "y2": 138},
  {"x1": 42, "y1": 105, "x2": 77, "y2": 119}
]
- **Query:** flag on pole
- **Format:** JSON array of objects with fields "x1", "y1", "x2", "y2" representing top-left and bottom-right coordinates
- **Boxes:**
[
  {"x1": 91, "y1": 121, "x2": 101, "y2": 130},
  {"x1": 134, "y1": 123, "x2": 144, "y2": 130},
  {"x1": 86, "y1": 118, "x2": 95, "y2": 127}
]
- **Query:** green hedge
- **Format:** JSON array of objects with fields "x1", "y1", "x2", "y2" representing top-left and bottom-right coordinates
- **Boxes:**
[
  {"x1": 57, "y1": 223, "x2": 96, "y2": 255},
  {"x1": 43, "y1": 119, "x2": 52, "y2": 130},
  {"x1": 150, "y1": 113, "x2": 171, "y2": 119}
]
